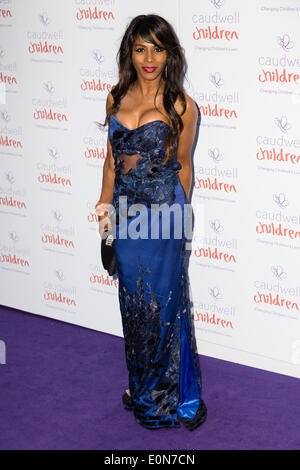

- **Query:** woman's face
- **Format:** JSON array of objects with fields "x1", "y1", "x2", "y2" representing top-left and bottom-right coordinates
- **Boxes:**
[{"x1": 131, "y1": 33, "x2": 167, "y2": 81}]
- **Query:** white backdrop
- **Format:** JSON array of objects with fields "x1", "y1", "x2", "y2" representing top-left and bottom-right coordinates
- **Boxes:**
[{"x1": 1, "y1": 0, "x2": 300, "y2": 378}]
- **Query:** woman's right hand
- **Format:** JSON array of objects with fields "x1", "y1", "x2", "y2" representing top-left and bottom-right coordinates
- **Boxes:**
[{"x1": 95, "y1": 202, "x2": 112, "y2": 238}]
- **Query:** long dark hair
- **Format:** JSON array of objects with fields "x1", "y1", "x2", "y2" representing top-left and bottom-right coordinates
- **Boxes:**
[{"x1": 96, "y1": 14, "x2": 187, "y2": 163}]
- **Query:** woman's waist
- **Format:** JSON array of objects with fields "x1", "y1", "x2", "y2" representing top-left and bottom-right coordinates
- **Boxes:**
[{"x1": 112, "y1": 176, "x2": 185, "y2": 209}]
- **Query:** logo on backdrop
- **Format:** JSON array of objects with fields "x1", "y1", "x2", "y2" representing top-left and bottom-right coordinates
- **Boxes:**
[
  {"x1": 209, "y1": 218, "x2": 224, "y2": 234},
  {"x1": 40, "y1": 210, "x2": 75, "y2": 251},
  {"x1": 208, "y1": 147, "x2": 224, "y2": 163},
  {"x1": 43, "y1": 269, "x2": 77, "y2": 309},
  {"x1": 0, "y1": 46, "x2": 17, "y2": 89},
  {"x1": 85, "y1": 124, "x2": 108, "y2": 166},
  {"x1": 273, "y1": 193, "x2": 289, "y2": 210},
  {"x1": 256, "y1": 115, "x2": 300, "y2": 169},
  {"x1": 82, "y1": 49, "x2": 116, "y2": 166},
  {"x1": 28, "y1": 12, "x2": 64, "y2": 56},
  {"x1": 193, "y1": 146, "x2": 238, "y2": 195},
  {"x1": 192, "y1": 71, "x2": 239, "y2": 124},
  {"x1": 89, "y1": 262, "x2": 119, "y2": 291},
  {"x1": 0, "y1": 170, "x2": 27, "y2": 211},
  {"x1": 75, "y1": 0, "x2": 115, "y2": 23},
  {"x1": 193, "y1": 284, "x2": 235, "y2": 333},
  {"x1": 81, "y1": 49, "x2": 117, "y2": 94},
  {"x1": 193, "y1": 215, "x2": 237, "y2": 265},
  {"x1": 39, "y1": 11, "x2": 51, "y2": 27},
  {"x1": 277, "y1": 34, "x2": 294, "y2": 52},
  {"x1": 256, "y1": 192, "x2": 300, "y2": 243},
  {"x1": 210, "y1": 0, "x2": 225, "y2": 9},
  {"x1": 37, "y1": 147, "x2": 72, "y2": 190},
  {"x1": 0, "y1": 2, "x2": 12, "y2": 22},
  {"x1": 258, "y1": 33, "x2": 300, "y2": 86},
  {"x1": 32, "y1": 81, "x2": 68, "y2": 125},
  {"x1": 271, "y1": 265, "x2": 287, "y2": 281},
  {"x1": 0, "y1": 110, "x2": 23, "y2": 154},
  {"x1": 254, "y1": 264, "x2": 300, "y2": 318},
  {"x1": 0, "y1": 230, "x2": 30, "y2": 270},
  {"x1": 274, "y1": 115, "x2": 291, "y2": 133},
  {"x1": 93, "y1": 49, "x2": 105, "y2": 65},
  {"x1": 209, "y1": 71, "x2": 224, "y2": 88},
  {"x1": 0, "y1": 109, "x2": 9, "y2": 122},
  {"x1": 192, "y1": 0, "x2": 239, "y2": 44}
]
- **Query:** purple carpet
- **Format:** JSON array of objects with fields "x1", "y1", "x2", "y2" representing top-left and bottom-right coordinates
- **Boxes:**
[{"x1": 0, "y1": 304, "x2": 299, "y2": 450}]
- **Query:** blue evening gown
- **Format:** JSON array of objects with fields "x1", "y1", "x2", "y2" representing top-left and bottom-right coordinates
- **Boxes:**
[{"x1": 108, "y1": 104, "x2": 207, "y2": 431}]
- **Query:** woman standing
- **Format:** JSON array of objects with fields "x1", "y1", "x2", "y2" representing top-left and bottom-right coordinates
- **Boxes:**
[{"x1": 95, "y1": 14, "x2": 207, "y2": 431}]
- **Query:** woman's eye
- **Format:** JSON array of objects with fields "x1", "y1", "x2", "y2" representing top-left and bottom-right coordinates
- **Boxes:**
[{"x1": 135, "y1": 47, "x2": 163, "y2": 53}]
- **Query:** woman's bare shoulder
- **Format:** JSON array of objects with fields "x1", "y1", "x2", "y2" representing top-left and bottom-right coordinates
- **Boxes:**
[
  {"x1": 106, "y1": 91, "x2": 114, "y2": 113},
  {"x1": 174, "y1": 92, "x2": 198, "y2": 124}
]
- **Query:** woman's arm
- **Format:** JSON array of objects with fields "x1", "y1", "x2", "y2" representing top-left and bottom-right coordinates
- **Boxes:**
[
  {"x1": 95, "y1": 93, "x2": 115, "y2": 234},
  {"x1": 176, "y1": 94, "x2": 198, "y2": 201},
  {"x1": 96, "y1": 92, "x2": 115, "y2": 206}
]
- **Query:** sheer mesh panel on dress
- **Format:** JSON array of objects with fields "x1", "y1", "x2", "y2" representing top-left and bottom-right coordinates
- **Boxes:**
[{"x1": 118, "y1": 153, "x2": 142, "y2": 174}]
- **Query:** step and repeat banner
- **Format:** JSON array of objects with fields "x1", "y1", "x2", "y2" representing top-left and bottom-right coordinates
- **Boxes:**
[{"x1": 1, "y1": 0, "x2": 300, "y2": 378}]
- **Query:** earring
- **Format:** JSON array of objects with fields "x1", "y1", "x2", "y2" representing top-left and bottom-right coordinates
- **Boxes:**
[{"x1": 164, "y1": 65, "x2": 168, "y2": 79}]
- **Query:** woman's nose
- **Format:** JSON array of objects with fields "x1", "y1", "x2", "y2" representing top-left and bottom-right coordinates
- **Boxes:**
[{"x1": 146, "y1": 50, "x2": 153, "y2": 62}]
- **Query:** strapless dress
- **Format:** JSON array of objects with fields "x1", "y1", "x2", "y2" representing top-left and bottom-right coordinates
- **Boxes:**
[{"x1": 108, "y1": 108, "x2": 207, "y2": 431}]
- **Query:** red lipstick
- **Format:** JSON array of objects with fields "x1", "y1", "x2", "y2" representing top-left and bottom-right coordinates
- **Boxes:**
[{"x1": 142, "y1": 67, "x2": 157, "y2": 73}]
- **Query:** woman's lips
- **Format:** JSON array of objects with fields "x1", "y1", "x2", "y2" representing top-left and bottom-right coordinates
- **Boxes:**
[{"x1": 142, "y1": 67, "x2": 157, "y2": 73}]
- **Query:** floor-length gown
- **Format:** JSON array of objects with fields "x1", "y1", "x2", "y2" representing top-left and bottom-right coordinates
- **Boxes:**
[{"x1": 108, "y1": 104, "x2": 207, "y2": 431}]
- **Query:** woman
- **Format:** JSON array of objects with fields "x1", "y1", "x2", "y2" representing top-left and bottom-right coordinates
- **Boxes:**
[{"x1": 95, "y1": 14, "x2": 207, "y2": 431}]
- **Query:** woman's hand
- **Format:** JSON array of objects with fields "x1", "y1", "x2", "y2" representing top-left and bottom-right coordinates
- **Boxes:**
[{"x1": 95, "y1": 202, "x2": 112, "y2": 238}]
